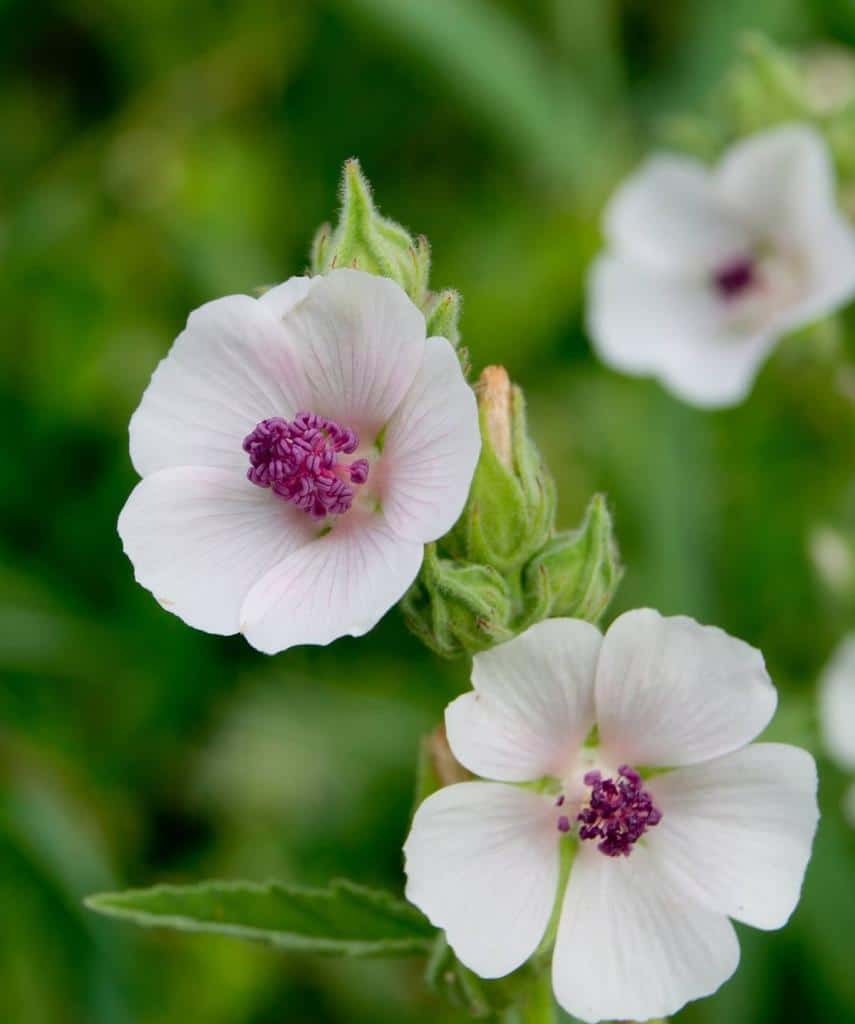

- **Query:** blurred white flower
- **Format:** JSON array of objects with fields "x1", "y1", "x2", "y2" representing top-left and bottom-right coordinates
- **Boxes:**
[
  {"x1": 588, "y1": 124, "x2": 855, "y2": 407},
  {"x1": 819, "y1": 634, "x2": 855, "y2": 825},
  {"x1": 809, "y1": 524, "x2": 855, "y2": 596},
  {"x1": 118, "y1": 269, "x2": 480, "y2": 654},
  {"x1": 404, "y1": 610, "x2": 818, "y2": 1023}
]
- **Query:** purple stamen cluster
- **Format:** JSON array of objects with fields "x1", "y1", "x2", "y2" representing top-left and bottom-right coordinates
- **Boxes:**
[
  {"x1": 714, "y1": 257, "x2": 756, "y2": 300},
  {"x1": 575, "y1": 765, "x2": 662, "y2": 857},
  {"x1": 243, "y1": 412, "x2": 370, "y2": 520}
]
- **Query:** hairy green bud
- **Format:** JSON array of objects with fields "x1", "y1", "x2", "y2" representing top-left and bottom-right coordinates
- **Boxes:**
[
  {"x1": 311, "y1": 158, "x2": 461, "y2": 344},
  {"x1": 448, "y1": 366, "x2": 555, "y2": 574},
  {"x1": 524, "y1": 493, "x2": 623, "y2": 624},
  {"x1": 425, "y1": 287, "x2": 462, "y2": 349},
  {"x1": 401, "y1": 545, "x2": 514, "y2": 659},
  {"x1": 402, "y1": 366, "x2": 622, "y2": 658}
]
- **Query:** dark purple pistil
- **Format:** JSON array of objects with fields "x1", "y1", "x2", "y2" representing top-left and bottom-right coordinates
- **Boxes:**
[
  {"x1": 714, "y1": 258, "x2": 756, "y2": 300},
  {"x1": 243, "y1": 412, "x2": 369, "y2": 520},
  {"x1": 571, "y1": 765, "x2": 662, "y2": 857}
]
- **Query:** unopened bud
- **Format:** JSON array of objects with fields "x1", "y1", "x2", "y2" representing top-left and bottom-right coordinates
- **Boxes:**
[
  {"x1": 447, "y1": 367, "x2": 555, "y2": 574},
  {"x1": 524, "y1": 494, "x2": 622, "y2": 623},
  {"x1": 401, "y1": 544, "x2": 513, "y2": 659},
  {"x1": 425, "y1": 288, "x2": 462, "y2": 349},
  {"x1": 311, "y1": 159, "x2": 461, "y2": 345}
]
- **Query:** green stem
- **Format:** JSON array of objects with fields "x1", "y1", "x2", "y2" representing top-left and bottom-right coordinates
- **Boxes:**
[{"x1": 516, "y1": 969, "x2": 556, "y2": 1024}]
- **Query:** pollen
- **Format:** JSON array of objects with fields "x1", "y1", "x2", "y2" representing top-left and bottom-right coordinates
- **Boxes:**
[
  {"x1": 243, "y1": 412, "x2": 370, "y2": 520},
  {"x1": 566, "y1": 765, "x2": 662, "y2": 857}
]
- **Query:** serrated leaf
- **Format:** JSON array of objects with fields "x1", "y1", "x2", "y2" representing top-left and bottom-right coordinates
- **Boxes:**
[{"x1": 86, "y1": 878, "x2": 435, "y2": 958}]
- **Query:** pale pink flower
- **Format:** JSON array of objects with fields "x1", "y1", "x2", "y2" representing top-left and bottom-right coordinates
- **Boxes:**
[
  {"x1": 404, "y1": 610, "x2": 818, "y2": 1023},
  {"x1": 119, "y1": 269, "x2": 480, "y2": 653},
  {"x1": 588, "y1": 125, "x2": 855, "y2": 407}
]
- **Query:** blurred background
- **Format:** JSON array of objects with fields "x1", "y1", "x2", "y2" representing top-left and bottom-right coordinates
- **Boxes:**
[{"x1": 2, "y1": 1, "x2": 855, "y2": 1021}]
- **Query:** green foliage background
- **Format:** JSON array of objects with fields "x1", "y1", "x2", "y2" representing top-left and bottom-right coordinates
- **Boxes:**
[{"x1": 1, "y1": 1, "x2": 854, "y2": 1021}]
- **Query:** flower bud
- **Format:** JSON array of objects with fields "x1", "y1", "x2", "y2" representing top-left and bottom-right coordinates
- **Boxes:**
[
  {"x1": 447, "y1": 366, "x2": 555, "y2": 575},
  {"x1": 425, "y1": 287, "x2": 462, "y2": 349},
  {"x1": 311, "y1": 159, "x2": 461, "y2": 345},
  {"x1": 402, "y1": 368, "x2": 622, "y2": 657},
  {"x1": 523, "y1": 494, "x2": 622, "y2": 623},
  {"x1": 401, "y1": 545, "x2": 514, "y2": 659}
]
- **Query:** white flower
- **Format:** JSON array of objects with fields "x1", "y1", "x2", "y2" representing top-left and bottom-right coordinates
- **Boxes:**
[
  {"x1": 404, "y1": 610, "x2": 818, "y2": 1023},
  {"x1": 587, "y1": 124, "x2": 855, "y2": 407},
  {"x1": 819, "y1": 634, "x2": 855, "y2": 825},
  {"x1": 118, "y1": 269, "x2": 480, "y2": 654}
]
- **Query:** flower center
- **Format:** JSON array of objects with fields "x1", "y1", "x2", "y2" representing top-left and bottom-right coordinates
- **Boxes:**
[
  {"x1": 556, "y1": 765, "x2": 662, "y2": 857},
  {"x1": 243, "y1": 413, "x2": 370, "y2": 520},
  {"x1": 713, "y1": 257, "x2": 756, "y2": 300}
]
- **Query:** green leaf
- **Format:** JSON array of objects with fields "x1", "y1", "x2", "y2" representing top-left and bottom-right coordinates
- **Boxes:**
[{"x1": 86, "y1": 879, "x2": 435, "y2": 958}]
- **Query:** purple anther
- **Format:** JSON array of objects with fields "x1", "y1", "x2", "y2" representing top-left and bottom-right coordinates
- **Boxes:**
[
  {"x1": 714, "y1": 258, "x2": 756, "y2": 300},
  {"x1": 575, "y1": 764, "x2": 662, "y2": 857},
  {"x1": 243, "y1": 412, "x2": 369, "y2": 520}
]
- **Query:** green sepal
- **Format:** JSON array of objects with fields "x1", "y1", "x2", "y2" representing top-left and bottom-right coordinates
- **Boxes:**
[
  {"x1": 311, "y1": 160, "x2": 420, "y2": 301},
  {"x1": 310, "y1": 221, "x2": 332, "y2": 271},
  {"x1": 85, "y1": 878, "x2": 435, "y2": 958},
  {"x1": 425, "y1": 288, "x2": 462, "y2": 349},
  {"x1": 449, "y1": 376, "x2": 555, "y2": 575},
  {"x1": 401, "y1": 544, "x2": 514, "y2": 658},
  {"x1": 523, "y1": 494, "x2": 622, "y2": 624},
  {"x1": 311, "y1": 159, "x2": 462, "y2": 343},
  {"x1": 401, "y1": 367, "x2": 621, "y2": 658},
  {"x1": 536, "y1": 834, "x2": 576, "y2": 959}
]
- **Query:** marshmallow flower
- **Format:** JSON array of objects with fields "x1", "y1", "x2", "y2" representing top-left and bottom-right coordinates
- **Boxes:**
[
  {"x1": 819, "y1": 634, "x2": 855, "y2": 825},
  {"x1": 588, "y1": 125, "x2": 855, "y2": 407},
  {"x1": 118, "y1": 269, "x2": 480, "y2": 654},
  {"x1": 404, "y1": 611, "x2": 818, "y2": 1023}
]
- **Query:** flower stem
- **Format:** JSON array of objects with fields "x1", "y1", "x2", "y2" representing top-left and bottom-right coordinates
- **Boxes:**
[{"x1": 506, "y1": 969, "x2": 555, "y2": 1024}]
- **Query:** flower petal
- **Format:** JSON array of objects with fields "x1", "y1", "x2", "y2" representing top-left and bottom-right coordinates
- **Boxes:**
[
  {"x1": 404, "y1": 782, "x2": 559, "y2": 979},
  {"x1": 239, "y1": 511, "x2": 423, "y2": 654},
  {"x1": 446, "y1": 619, "x2": 602, "y2": 782},
  {"x1": 778, "y1": 214, "x2": 855, "y2": 336},
  {"x1": 553, "y1": 842, "x2": 739, "y2": 1024},
  {"x1": 588, "y1": 256, "x2": 777, "y2": 408},
  {"x1": 281, "y1": 268, "x2": 425, "y2": 441},
  {"x1": 819, "y1": 634, "x2": 855, "y2": 770},
  {"x1": 130, "y1": 294, "x2": 311, "y2": 476},
  {"x1": 118, "y1": 467, "x2": 315, "y2": 635},
  {"x1": 647, "y1": 743, "x2": 818, "y2": 930},
  {"x1": 257, "y1": 275, "x2": 314, "y2": 321},
  {"x1": 380, "y1": 336, "x2": 480, "y2": 543},
  {"x1": 656, "y1": 329, "x2": 777, "y2": 409},
  {"x1": 715, "y1": 124, "x2": 838, "y2": 246},
  {"x1": 604, "y1": 155, "x2": 748, "y2": 274},
  {"x1": 596, "y1": 609, "x2": 777, "y2": 767}
]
